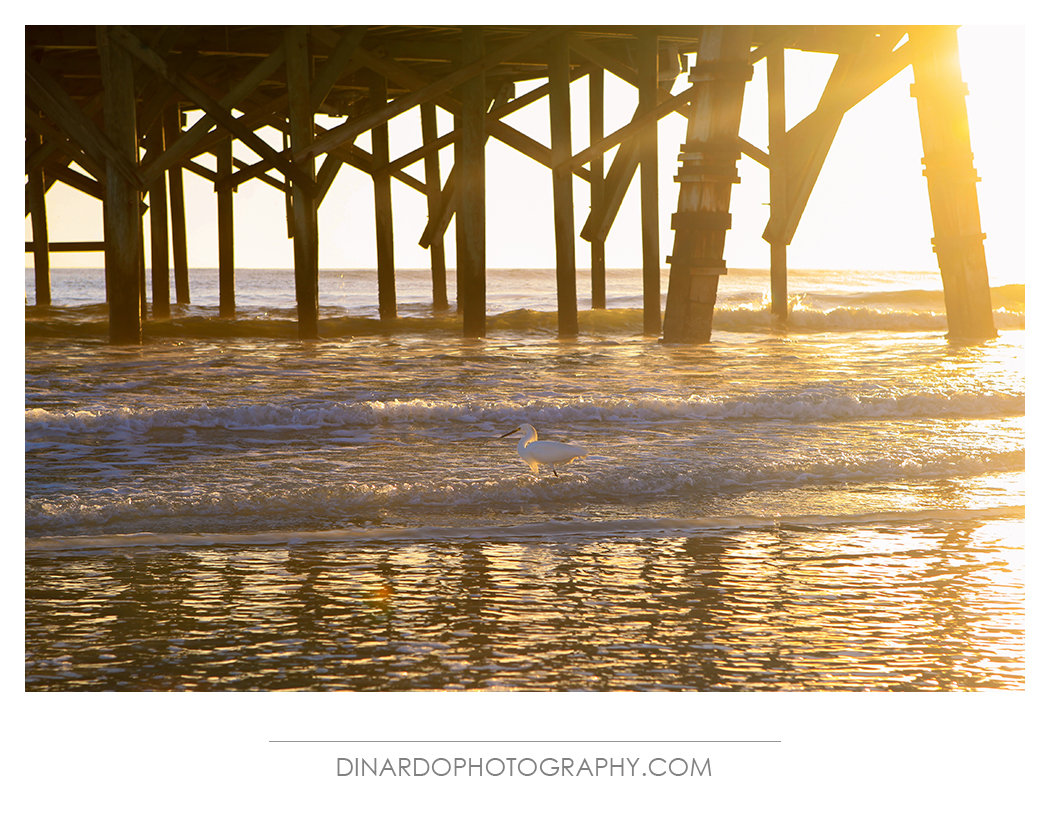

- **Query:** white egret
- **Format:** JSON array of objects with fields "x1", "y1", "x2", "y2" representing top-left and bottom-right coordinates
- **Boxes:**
[{"x1": 499, "y1": 423, "x2": 587, "y2": 476}]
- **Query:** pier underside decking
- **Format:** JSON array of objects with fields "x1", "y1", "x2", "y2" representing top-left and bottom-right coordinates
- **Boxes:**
[{"x1": 25, "y1": 25, "x2": 997, "y2": 343}]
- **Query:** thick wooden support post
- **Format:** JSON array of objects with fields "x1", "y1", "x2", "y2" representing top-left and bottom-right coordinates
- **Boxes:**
[
  {"x1": 459, "y1": 28, "x2": 487, "y2": 337},
  {"x1": 549, "y1": 32, "x2": 578, "y2": 336},
  {"x1": 286, "y1": 26, "x2": 320, "y2": 339},
  {"x1": 97, "y1": 25, "x2": 142, "y2": 344},
  {"x1": 588, "y1": 66, "x2": 606, "y2": 310},
  {"x1": 766, "y1": 46, "x2": 789, "y2": 326},
  {"x1": 909, "y1": 26, "x2": 996, "y2": 341},
  {"x1": 27, "y1": 129, "x2": 51, "y2": 306},
  {"x1": 164, "y1": 105, "x2": 190, "y2": 304},
  {"x1": 638, "y1": 32, "x2": 661, "y2": 335},
  {"x1": 421, "y1": 82, "x2": 512, "y2": 262},
  {"x1": 370, "y1": 70, "x2": 397, "y2": 319},
  {"x1": 138, "y1": 225, "x2": 148, "y2": 320},
  {"x1": 662, "y1": 25, "x2": 752, "y2": 344},
  {"x1": 420, "y1": 102, "x2": 448, "y2": 309},
  {"x1": 216, "y1": 135, "x2": 236, "y2": 318},
  {"x1": 145, "y1": 117, "x2": 171, "y2": 318}
]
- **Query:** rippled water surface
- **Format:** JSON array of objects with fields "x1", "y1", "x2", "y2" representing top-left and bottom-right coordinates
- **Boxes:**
[
  {"x1": 25, "y1": 268, "x2": 1025, "y2": 691},
  {"x1": 25, "y1": 513, "x2": 1025, "y2": 691}
]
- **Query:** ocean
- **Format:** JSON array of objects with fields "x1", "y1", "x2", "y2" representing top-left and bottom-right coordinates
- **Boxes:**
[{"x1": 24, "y1": 266, "x2": 1025, "y2": 691}]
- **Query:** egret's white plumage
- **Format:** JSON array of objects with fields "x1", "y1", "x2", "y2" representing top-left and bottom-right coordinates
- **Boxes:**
[{"x1": 499, "y1": 423, "x2": 587, "y2": 475}]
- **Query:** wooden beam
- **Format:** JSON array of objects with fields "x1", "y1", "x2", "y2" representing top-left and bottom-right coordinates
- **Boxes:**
[
  {"x1": 589, "y1": 65, "x2": 606, "y2": 310},
  {"x1": 219, "y1": 109, "x2": 427, "y2": 196},
  {"x1": 108, "y1": 26, "x2": 317, "y2": 196},
  {"x1": 145, "y1": 116, "x2": 171, "y2": 318},
  {"x1": 353, "y1": 43, "x2": 589, "y2": 183},
  {"x1": 638, "y1": 31, "x2": 661, "y2": 336},
  {"x1": 180, "y1": 96, "x2": 292, "y2": 192},
  {"x1": 27, "y1": 128, "x2": 51, "y2": 306},
  {"x1": 556, "y1": 84, "x2": 693, "y2": 178},
  {"x1": 763, "y1": 36, "x2": 915, "y2": 245},
  {"x1": 97, "y1": 24, "x2": 142, "y2": 344},
  {"x1": 421, "y1": 102, "x2": 448, "y2": 309},
  {"x1": 300, "y1": 26, "x2": 569, "y2": 163},
  {"x1": 25, "y1": 241, "x2": 106, "y2": 253},
  {"x1": 217, "y1": 133, "x2": 235, "y2": 318},
  {"x1": 381, "y1": 64, "x2": 589, "y2": 177},
  {"x1": 909, "y1": 25, "x2": 996, "y2": 340},
  {"x1": 739, "y1": 138, "x2": 769, "y2": 168},
  {"x1": 25, "y1": 52, "x2": 145, "y2": 191},
  {"x1": 371, "y1": 70, "x2": 397, "y2": 320},
  {"x1": 285, "y1": 25, "x2": 320, "y2": 339},
  {"x1": 747, "y1": 26, "x2": 805, "y2": 66},
  {"x1": 308, "y1": 25, "x2": 368, "y2": 111},
  {"x1": 419, "y1": 167, "x2": 457, "y2": 251},
  {"x1": 313, "y1": 119, "x2": 427, "y2": 194},
  {"x1": 315, "y1": 151, "x2": 343, "y2": 204},
  {"x1": 568, "y1": 34, "x2": 640, "y2": 90},
  {"x1": 569, "y1": 32, "x2": 693, "y2": 117},
  {"x1": 459, "y1": 27, "x2": 487, "y2": 337},
  {"x1": 42, "y1": 163, "x2": 105, "y2": 200},
  {"x1": 24, "y1": 104, "x2": 104, "y2": 182},
  {"x1": 550, "y1": 32, "x2": 578, "y2": 337},
  {"x1": 164, "y1": 105, "x2": 190, "y2": 304},
  {"x1": 766, "y1": 45, "x2": 788, "y2": 325},
  {"x1": 663, "y1": 25, "x2": 753, "y2": 344},
  {"x1": 141, "y1": 45, "x2": 288, "y2": 186},
  {"x1": 418, "y1": 82, "x2": 513, "y2": 254},
  {"x1": 579, "y1": 113, "x2": 641, "y2": 244}
]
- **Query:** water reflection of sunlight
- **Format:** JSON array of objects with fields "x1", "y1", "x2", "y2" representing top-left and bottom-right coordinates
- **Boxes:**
[{"x1": 26, "y1": 511, "x2": 1025, "y2": 690}]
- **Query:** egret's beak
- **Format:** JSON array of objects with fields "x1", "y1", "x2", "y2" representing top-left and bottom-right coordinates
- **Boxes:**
[{"x1": 499, "y1": 427, "x2": 520, "y2": 438}]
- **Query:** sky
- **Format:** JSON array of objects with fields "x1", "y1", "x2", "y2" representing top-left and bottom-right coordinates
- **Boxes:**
[{"x1": 26, "y1": 25, "x2": 1025, "y2": 286}]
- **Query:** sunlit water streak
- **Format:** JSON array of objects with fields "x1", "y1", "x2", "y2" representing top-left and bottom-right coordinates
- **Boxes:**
[{"x1": 25, "y1": 268, "x2": 1025, "y2": 690}]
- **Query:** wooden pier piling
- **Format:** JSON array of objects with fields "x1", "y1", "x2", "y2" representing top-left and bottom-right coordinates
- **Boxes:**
[
  {"x1": 766, "y1": 45, "x2": 788, "y2": 327},
  {"x1": 27, "y1": 129, "x2": 51, "y2": 306},
  {"x1": 662, "y1": 25, "x2": 752, "y2": 344},
  {"x1": 145, "y1": 116, "x2": 170, "y2": 319},
  {"x1": 216, "y1": 134, "x2": 235, "y2": 318},
  {"x1": 638, "y1": 32, "x2": 662, "y2": 335},
  {"x1": 550, "y1": 32, "x2": 578, "y2": 337},
  {"x1": 909, "y1": 26, "x2": 997, "y2": 341},
  {"x1": 163, "y1": 105, "x2": 190, "y2": 305},
  {"x1": 286, "y1": 25, "x2": 319, "y2": 340},
  {"x1": 25, "y1": 25, "x2": 1002, "y2": 345},
  {"x1": 420, "y1": 102, "x2": 448, "y2": 310},
  {"x1": 97, "y1": 24, "x2": 142, "y2": 345},
  {"x1": 371, "y1": 70, "x2": 397, "y2": 320},
  {"x1": 588, "y1": 65, "x2": 606, "y2": 310},
  {"x1": 459, "y1": 27, "x2": 488, "y2": 337}
]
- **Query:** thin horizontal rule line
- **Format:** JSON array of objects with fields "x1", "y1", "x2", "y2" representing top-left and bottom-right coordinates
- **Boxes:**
[{"x1": 270, "y1": 739, "x2": 781, "y2": 744}]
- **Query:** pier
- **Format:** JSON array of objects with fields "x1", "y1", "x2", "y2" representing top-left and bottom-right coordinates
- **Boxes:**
[{"x1": 25, "y1": 25, "x2": 998, "y2": 343}]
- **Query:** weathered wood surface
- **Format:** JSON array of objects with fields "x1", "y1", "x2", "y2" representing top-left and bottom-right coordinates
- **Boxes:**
[
  {"x1": 588, "y1": 65, "x2": 606, "y2": 310},
  {"x1": 550, "y1": 33, "x2": 578, "y2": 337},
  {"x1": 27, "y1": 129, "x2": 51, "y2": 306},
  {"x1": 459, "y1": 27, "x2": 488, "y2": 337},
  {"x1": 766, "y1": 45, "x2": 788, "y2": 326},
  {"x1": 25, "y1": 25, "x2": 998, "y2": 344},
  {"x1": 370, "y1": 70, "x2": 397, "y2": 320},
  {"x1": 662, "y1": 25, "x2": 752, "y2": 344},
  {"x1": 145, "y1": 116, "x2": 170, "y2": 318},
  {"x1": 909, "y1": 25, "x2": 996, "y2": 340},
  {"x1": 638, "y1": 31, "x2": 661, "y2": 336},
  {"x1": 217, "y1": 134, "x2": 235, "y2": 318},
  {"x1": 420, "y1": 102, "x2": 448, "y2": 310},
  {"x1": 97, "y1": 24, "x2": 141, "y2": 344},
  {"x1": 164, "y1": 105, "x2": 190, "y2": 304},
  {"x1": 285, "y1": 25, "x2": 319, "y2": 339}
]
